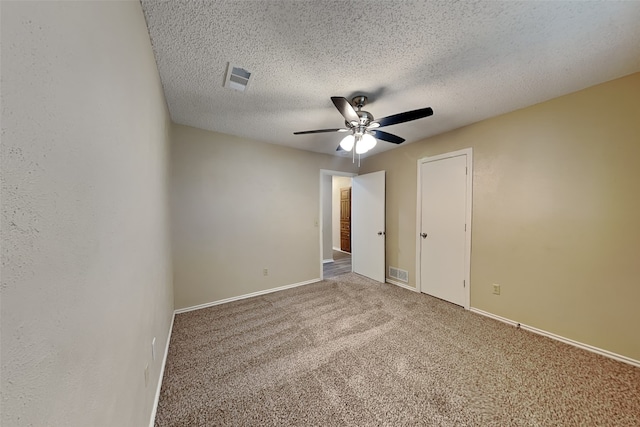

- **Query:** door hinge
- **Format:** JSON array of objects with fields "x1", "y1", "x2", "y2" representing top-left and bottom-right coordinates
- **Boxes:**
[
  {"x1": 465, "y1": 166, "x2": 468, "y2": 175},
  {"x1": 463, "y1": 280, "x2": 466, "y2": 288},
  {"x1": 464, "y1": 223, "x2": 467, "y2": 231}
]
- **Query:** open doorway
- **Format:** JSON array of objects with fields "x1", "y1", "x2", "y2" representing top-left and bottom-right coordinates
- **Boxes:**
[
  {"x1": 334, "y1": 176, "x2": 352, "y2": 253},
  {"x1": 320, "y1": 170, "x2": 387, "y2": 282},
  {"x1": 320, "y1": 170, "x2": 355, "y2": 279},
  {"x1": 327, "y1": 176, "x2": 353, "y2": 278}
]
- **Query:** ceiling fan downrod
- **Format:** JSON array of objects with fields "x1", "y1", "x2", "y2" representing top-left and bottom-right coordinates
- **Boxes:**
[
  {"x1": 352, "y1": 95, "x2": 367, "y2": 110},
  {"x1": 348, "y1": 96, "x2": 375, "y2": 129}
]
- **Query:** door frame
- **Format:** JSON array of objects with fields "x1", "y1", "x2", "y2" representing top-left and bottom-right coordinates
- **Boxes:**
[
  {"x1": 319, "y1": 169, "x2": 357, "y2": 280},
  {"x1": 415, "y1": 148, "x2": 473, "y2": 309}
]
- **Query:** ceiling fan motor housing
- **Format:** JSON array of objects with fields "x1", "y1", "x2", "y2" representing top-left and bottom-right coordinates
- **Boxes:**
[{"x1": 345, "y1": 110, "x2": 374, "y2": 128}]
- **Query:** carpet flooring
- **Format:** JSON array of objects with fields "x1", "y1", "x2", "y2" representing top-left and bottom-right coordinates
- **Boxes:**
[{"x1": 155, "y1": 273, "x2": 640, "y2": 426}]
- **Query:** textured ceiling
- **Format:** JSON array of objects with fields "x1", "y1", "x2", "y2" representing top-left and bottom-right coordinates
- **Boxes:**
[{"x1": 140, "y1": 0, "x2": 640, "y2": 158}]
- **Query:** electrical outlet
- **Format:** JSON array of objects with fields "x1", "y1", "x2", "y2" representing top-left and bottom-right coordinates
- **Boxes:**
[
  {"x1": 263, "y1": 268, "x2": 268, "y2": 276},
  {"x1": 144, "y1": 364, "x2": 149, "y2": 387},
  {"x1": 492, "y1": 284, "x2": 501, "y2": 295}
]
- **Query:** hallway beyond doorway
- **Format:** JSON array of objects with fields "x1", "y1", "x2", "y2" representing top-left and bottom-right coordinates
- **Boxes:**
[{"x1": 323, "y1": 250, "x2": 351, "y2": 279}]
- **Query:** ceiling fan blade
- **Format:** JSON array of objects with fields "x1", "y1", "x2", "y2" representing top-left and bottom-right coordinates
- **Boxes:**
[
  {"x1": 331, "y1": 97, "x2": 360, "y2": 123},
  {"x1": 371, "y1": 130, "x2": 405, "y2": 144},
  {"x1": 376, "y1": 107, "x2": 433, "y2": 128},
  {"x1": 293, "y1": 128, "x2": 347, "y2": 135}
]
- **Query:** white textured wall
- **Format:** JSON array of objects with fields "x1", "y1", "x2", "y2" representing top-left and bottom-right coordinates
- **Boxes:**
[
  {"x1": 1, "y1": 2, "x2": 174, "y2": 426},
  {"x1": 171, "y1": 125, "x2": 358, "y2": 309}
]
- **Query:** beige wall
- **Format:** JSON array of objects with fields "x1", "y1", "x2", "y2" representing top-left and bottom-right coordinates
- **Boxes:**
[
  {"x1": 360, "y1": 73, "x2": 640, "y2": 361},
  {"x1": 332, "y1": 176, "x2": 352, "y2": 249},
  {"x1": 171, "y1": 125, "x2": 357, "y2": 309},
  {"x1": 1, "y1": 1, "x2": 174, "y2": 426}
]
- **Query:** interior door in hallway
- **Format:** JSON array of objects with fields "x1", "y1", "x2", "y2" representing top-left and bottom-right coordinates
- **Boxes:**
[
  {"x1": 419, "y1": 152, "x2": 470, "y2": 307},
  {"x1": 340, "y1": 187, "x2": 351, "y2": 253},
  {"x1": 352, "y1": 171, "x2": 385, "y2": 283}
]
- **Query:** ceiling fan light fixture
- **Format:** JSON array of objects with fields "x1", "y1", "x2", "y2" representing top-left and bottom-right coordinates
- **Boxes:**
[
  {"x1": 339, "y1": 134, "x2": 355, "y2": 151},
  {"x1": 356, "y1": 133, "x2": 377, "y2": 154}
]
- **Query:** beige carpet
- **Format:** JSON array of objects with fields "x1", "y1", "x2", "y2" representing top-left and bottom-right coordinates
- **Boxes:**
[{"x1": 155, "y1": 273, "x2": 640, "y2": 426}]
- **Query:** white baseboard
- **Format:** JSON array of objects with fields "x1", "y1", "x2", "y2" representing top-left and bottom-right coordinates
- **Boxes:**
[
  {"x1": 174, "y1": 278, "x2": 322, "y2": 314},
  {"x1": 149, "y1": 310, "x2": 175, "y2": 427},
  {"x1": 323, "y1": 259, "x2": 334, "y2": 264},
  {"x1": 332, "y1": 248, "x2": 351, "y2": 254},
  {"x1": 469, "y1": 307, "x2": 640, "y2": 368},
  {"x1": 386, "y1": 278, "x2": 419, "y2": 292}
]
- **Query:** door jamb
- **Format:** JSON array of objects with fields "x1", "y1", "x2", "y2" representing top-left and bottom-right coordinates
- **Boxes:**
[
  {"x1": 415, "y1": 148, "x2": 473, "y2": 309},
  {"x1": 320, "y1": 169, "x2": 357, "y2": 280}
]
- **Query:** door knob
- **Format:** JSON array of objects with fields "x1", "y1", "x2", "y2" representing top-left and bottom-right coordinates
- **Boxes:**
[{"x1": 420, "y1": 233, "x2": 428, "y2": 239}]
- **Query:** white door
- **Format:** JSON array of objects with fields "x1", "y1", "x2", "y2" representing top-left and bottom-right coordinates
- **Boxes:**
[
  {"x1": 352, "y1": 171, "x2": 385, "y2": 282},
  {"x1": 419, "y1": 153, "x2": 469, "y2": 307}
]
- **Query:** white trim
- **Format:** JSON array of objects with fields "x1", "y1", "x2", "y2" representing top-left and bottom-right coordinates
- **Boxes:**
[
  {"x1": 386, "y1": 278, "x2": 419, "y2": 292},
  {"x1": 174, "y1": 278, "x2": 322, "y2": 314},
  {"x1": 416, "y1": 148, "x2": 473, "y2": 309},
  {"x1": 469, "y1": 308, "x2": 640, "y2": 368},
  {"x1": 149, "y1": 310, "x2": 175, "y2": 427},
  {"x1": 323, "y1": 259, "x2": 334, "y2": 264},
  {"x1": 415, "y1": 160, "x2": 422, "y2": 301},
  {"x1": 333, "y1": 248, "x2": 351, "y2": 254}
]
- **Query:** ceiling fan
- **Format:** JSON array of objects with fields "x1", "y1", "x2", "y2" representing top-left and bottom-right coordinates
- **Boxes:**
[{"x1": 294, "y1": 96, "x2": 433, "y2": 160}]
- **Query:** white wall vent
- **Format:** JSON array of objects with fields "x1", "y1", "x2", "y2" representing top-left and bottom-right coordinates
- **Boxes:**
[
  {"x1": 224, "y1": 63, "x2": 252, "y2": 92},
  {"x1": 389, "y1": 267, "x2": 408, "y2": 283}
]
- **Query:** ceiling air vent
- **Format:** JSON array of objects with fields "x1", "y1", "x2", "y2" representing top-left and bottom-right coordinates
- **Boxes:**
[{"x1": 224, "y1": 63, "x2": 252, "y2": 92}]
